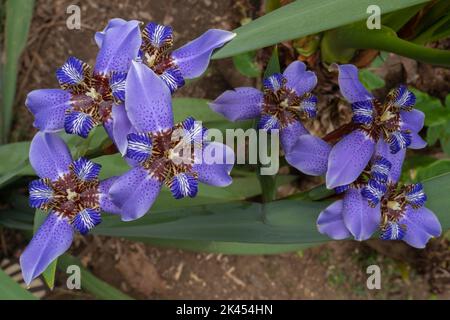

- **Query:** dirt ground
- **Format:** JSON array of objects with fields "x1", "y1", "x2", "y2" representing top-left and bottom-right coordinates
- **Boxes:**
[{"x1": 3, "y1": 0, "x2": 450, "y2": 299}]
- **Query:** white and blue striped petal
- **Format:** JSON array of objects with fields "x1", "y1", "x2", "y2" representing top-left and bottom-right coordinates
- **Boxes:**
[
  {"x1": 109, "y1": 72, "x2": 127, "y2": 102},
  {"x1": 351, "y1": 100, "x2": 374, "y2": 125},
  {"x1": 143, "y1": 22, "x2": 173, "y2": 48},
  {"x1": 181, "y1": 117, "x2": 207, "y2": 145},
  {"x1": 388, "y1": 85, "x2": 416, "y2": 110},
  {"x1": 370, "y1": 156, "x2": 392, "y2": 183},
  {"x1": 361, "y1": 179, "x2": 387, "y2": 207},
  {"x1": 334, "y1": 184, "x2": 350, "y2": 194},
  {"x1": 299, "y1": 94, "x2": 317, "y2": 118},
  {"x1": 263, "y1": 73, "x2": 284, "y2": 92},
  {"x1": 380, "y1": 221, "x2": 406, "y2": 240},
  {"x1": 71, "y1": 157, "x2": 101, "y2": 181},
  {"x1": 56, "y1": 57, "x2": 89, "y2": 88},
  {"x1": 169, "y1": 173, "x2": 198, "y2": 199},
  {"x1": 388, "y1": 130, "x2": 412, "y2": 154},
  {"x1": 29, "y1": 179, "x2": 54, "y2": 209},
  {"x1": 126, "y1": 132, "x2": 153, "y2": 162},
  {"x1": 72, "y1": 208, "x2": 102, "y2": 235},
  {"x1": 64, "y1": 111, "x2": 96, "y2": 138},
  {"x1": 160, "y1": 67, "x2": 185, "y2": 93},
  {"x1": 258, "y1": 114, "x2": 280, "y2": 132},
  {"x1": 405, "y1": 183, "x2": 427, "y2": 208}
]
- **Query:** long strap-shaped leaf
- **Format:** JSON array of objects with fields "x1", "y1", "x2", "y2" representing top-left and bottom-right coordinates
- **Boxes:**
[
  {"x1": 0, "y1": 268, "x2": 37, "y2": 300},
  {"x1": 92, "y1": 173, "x2": 450, "y2": 249},
  {"x1": 213, "y1": 0, "x2": 429, "y2": 59}
]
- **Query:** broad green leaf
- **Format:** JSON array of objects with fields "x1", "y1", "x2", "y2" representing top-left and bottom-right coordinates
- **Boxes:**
[
  {"x1": 359, "y1": 69, "x2": 385, "y2": 91},
  {"x1": 382, "y1": 3, "x2": 427, "y2": 32},
  {"x1": 2, "y1": 0, "x2": 34, "y2": 142},
  {"x1": 33, "y1": 209, "x2": 57, "y2": 289},
  {"x1": 57, "y1": 254, "x2": 133, "y2": 300},
  {"x1": 232, "y1": 51, "x2": 261, "y2": 77},
  {"x1": 0, "y1": 141, "x2": 30, "y2": 176},
  {"x1": 412, "y1": 89, "x2": 450, "y2": 126},
  {"x1": 417, "y1": 159, "x2": 450, "y2": 181},
  {"x1": 172, "y1": 98, "x2": 226, "y2": 123},
  {"x1": 213, "y1": 0, "x2": 429, "y2": 59},
  {"x1": 401, "y1": 154, "x2": 437, "y2": 182},
  {"x1": 0, "y1": 268, "x2": 37, "y2": 300}
]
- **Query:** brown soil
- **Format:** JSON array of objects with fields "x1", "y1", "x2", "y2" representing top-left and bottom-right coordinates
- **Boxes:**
[{"x1": 3, "y1": 0, "x2": 449, "y2": 300}]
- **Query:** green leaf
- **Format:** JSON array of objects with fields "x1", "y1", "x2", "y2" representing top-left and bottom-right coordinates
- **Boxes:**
[
  {"x1": 401, "y1": 154, "x2": 437, "y2": 182},
  {"x1": 412, "y1": 89, "x2": 450, "y2": 126},
  {"x1": 172, "y1": 98, "x2": 226, "y2": 123},
  {"x1": 213, "y1": 0, "x2": 429, "y2": 59},
  {"x1": 57, "y1": 254, "x2": 133, "y2": 300},
  {"x1": 1, "y1": 0, "x2": 34, "y2": 142},
  {"x1": 33, "y1": 209, "x2": 57, "y2": 289},
  {"x1": 359, "y1": 69, "x2": 385, "y2": 91},
  {"x1": 232, "y1": 51, "x2": 261, "y2": 78},
  {"x1": 322, "y1": 23, "x2": 450, "y2": 67},
  {"x1": 417, "y1": 159, "x2": 450, "y2": 181},
  {"x1": 0, "y1": 268, "x2": 37, "y2": 300},
  {"x1": 263, "y1": 46, "x2": 280, "y2": 78}
]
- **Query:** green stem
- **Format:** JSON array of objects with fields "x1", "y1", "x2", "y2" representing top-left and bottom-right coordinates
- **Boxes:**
[{"x1": 323, "y1": 24, "x2": 450, "y2": 67}]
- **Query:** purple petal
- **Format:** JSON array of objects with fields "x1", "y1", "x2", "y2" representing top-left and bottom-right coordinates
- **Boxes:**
[
  {"x1": 142, "y1": 22, "x2": 173, "y2": 48},
  {"x1": 98, "y1": 177, "x2": 121, "y2": 214},
  {"x1": 409, "y1": 132, "x2": 427, "y2": 149},
  {"x1": 326, "y1": 130, "x2": 375, "y2": 189},
  {"x1": 172, "y1": 29, "x2": 235, "y2": 79},
  {"x1": 125, "y1": 61, "x2": 173, "y2": 132},
  {"x1": 317, "y1": 200, "x2": 351, "y2": 240},
  {"x1": 343, "y1": 188, "x2": 381, "y2": 241},
  {"x1": 159, "y1": 67, "x2": 185, "y2": 93},
  {"x1": 335, "y1": 64, "x2": 374, "y2": 103},
  {"x1": 374, "y1": 139, "x2": 405, "y2": 183},
  {"x1": 72, "y1": 208, "x2": 101, "y2": 235},
  {"x1": 280, "y1": 121, "x2": 308, "y2": 153},
  {"x1": 282, "y1": 61, "x2": 317, "y2": 96},
  {"x1": 71, "y1": 157, "x2": 101, "y2": 181},
  {"x1": 25, "y1": 89, "x2": 71, "y2": 132},
  {"x1": 193, "y1": 142, "x2": 234, "y2": 187},
  {"x1": 209, "y1": 87, "x2": 263, "y2": 122},
  {"x1": 388, "y1": 85, "x2": 416, "y2": 110},
  {"x1": 56, "y1": 57, "x2": 89, "y2": 88},
  {"x1": 169, "y1": 173, "x2": 198, "y2": 199},
  {"x1": 400, "y1": 206, "x2": 442, "y2": 249},
  {"x1": 285, "y1": 134, "x2": 331, "y2": 176},
  {"x1": 263, "y1": 73, "x2": 284, "y2": 92},
  {"x1": 95, "y1": 18, "x2": 128, "y2": 47},
  {"x1": 29, "y1": 132, "x2": 73, "y2": 180},
  {"x1": 110, "y1": 104, "x2": 134, "y2": 155},
  {"x1": 109, "y1": 166, "x2": 162, "y2": 221},
  {"x1": 20, "y1": 212, "x2": 73, "y2": 285},
  {"x1": 94, "y1": 20, "x2": 141, "y2": 74},
  {"x1": 64, "y1": 111, "x2": 96, "y2": 138},
  {"x1": 400, "y1": 109, "x2": 425, "y2": 133}
]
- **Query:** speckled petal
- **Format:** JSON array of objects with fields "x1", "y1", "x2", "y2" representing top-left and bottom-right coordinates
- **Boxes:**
[
  {"x1": 193, "y1": 142, "x2": 234, "y2": 187},
  {"x1": 20, "y1": 212, "x2": 73, "y2": 285},
  {"x1": 285, "y1": 134, "x2": 331, "y2": 176},
  {"x1": 29, "y1": 132, "x2": 73, "y2": 180},
  {"x1": 335, "y1": 64, "x2": 374, "y2": 103},
  {"x1": 125, "y1": 61, "x2": 173, "y2": 132},
  {"x1": 109, "y1": 166, "x2": 162, "y2": 221},
  {"x1": 400, "y1": 206, "x2": 441, "y2": 249},
  {"x1": 317, "y1": 200, "x2": 351, "y2": 240},
  {"x1": 25, "y1": 89, "x2": 71, "y2": 132},
  {"x1": 280, "y1": 121, "x2": 308, "y2": 153},
  {"x1": 343, "y1": 188, "x2": 381, "y2": 241},
  {"x1": 326, "y1": 130, "x2": 375, "y2": 189},
  {"x1": 209, "y1": 87, "x2": 263, "y2": 122},
  {"x1": 282, "y1": 61, "x2": 317, "y2": 96}
]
